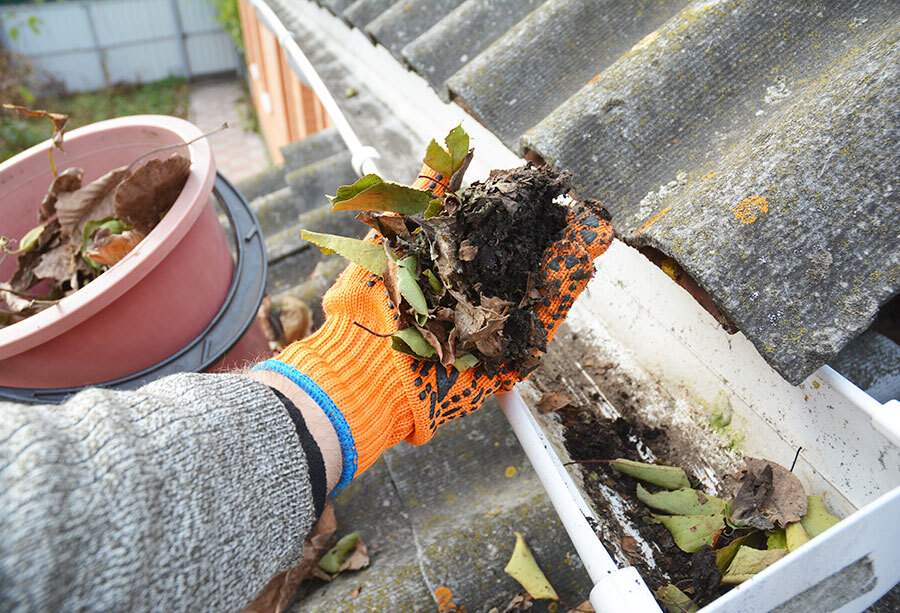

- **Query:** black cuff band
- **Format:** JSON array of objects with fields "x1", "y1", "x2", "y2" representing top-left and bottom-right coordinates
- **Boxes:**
[{"x1": 271, "y1": 388, "x2": 327, "y2": 517}]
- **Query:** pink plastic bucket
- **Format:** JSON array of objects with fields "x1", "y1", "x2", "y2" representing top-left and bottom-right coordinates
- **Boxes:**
[{"x1": 0, "y1": 115, "x2": 252, "y2": 389}]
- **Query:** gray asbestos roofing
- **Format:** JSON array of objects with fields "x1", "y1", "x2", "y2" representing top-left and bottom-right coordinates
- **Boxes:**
[{"x1": 298, "y1": 0, "x2": 899, "y2": 385}]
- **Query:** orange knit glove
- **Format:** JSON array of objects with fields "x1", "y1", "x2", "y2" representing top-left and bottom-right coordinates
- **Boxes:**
[{"x1": 254, "y1": 167, "x2": 613, "y2": 492}]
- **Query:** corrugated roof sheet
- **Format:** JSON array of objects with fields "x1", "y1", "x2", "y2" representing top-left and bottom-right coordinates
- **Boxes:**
[{"x1": 289, "y1": 0, "x2": 900, "y2": 385}]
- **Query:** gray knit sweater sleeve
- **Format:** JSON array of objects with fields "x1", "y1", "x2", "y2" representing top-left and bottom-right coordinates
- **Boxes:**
[{"x1": 0, "y1": 373, "x2": 319, "y2": 612}]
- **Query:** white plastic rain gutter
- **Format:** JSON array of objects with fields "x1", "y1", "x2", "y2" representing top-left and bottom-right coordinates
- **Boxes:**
[{"x1": 245, "y1": 2, "x2": 900, "y2": 610}]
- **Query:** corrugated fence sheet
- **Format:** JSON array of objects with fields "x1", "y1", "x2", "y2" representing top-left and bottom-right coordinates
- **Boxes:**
[
  {"x1": 270, "y1": 0, "x2": 898, "y2": 386},
  {"x1": 0, "y1": 0, "x2": 240, "y2": 92}
]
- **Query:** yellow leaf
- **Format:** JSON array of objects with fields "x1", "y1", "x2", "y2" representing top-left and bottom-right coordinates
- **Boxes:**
[{"x1": 504, "y1": 532, "x2": 559, "y2": 600}]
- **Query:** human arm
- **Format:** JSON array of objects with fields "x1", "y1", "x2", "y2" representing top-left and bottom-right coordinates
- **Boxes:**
[{"x1": 0, "y1": 373, "x2": 325, "y2": 612}]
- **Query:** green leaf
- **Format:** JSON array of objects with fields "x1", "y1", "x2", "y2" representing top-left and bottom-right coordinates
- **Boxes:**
[
  {"x1": 415, "y1": 312, "x2": 428, "y2": 326},
  {"x1": 9, "y1": 27, "x2": 19, "y2": 42},
  {"x1": 766, "y1": 528, "x2": 787, "y2": 550},
  {"x1": 716, "y1": 531, "x2": 765, "y2": 573},
  {"x1": 453, "y1": 353, "x2": 479, "y2": 371},
  {"x1": 301, "y1": 229, "x2": 389, "y2": 274},
  {"x1": 610, "y1": 458, "x2": 691, "y2": 490},
  {"x1": 422, "y1": 269, "x2": 443, "y2": 293},
  {"x1": 653, "y1": 514, "x2": 724, "y2": 553},
  {"x1": 28, "y1": 16, "x2": 42, "y2": 34},
  {"x1": 329, "y1": 173, "x2": 383, "y2": 203},
  {"x1": 504, "y1": 532, "x2": 559, "y2": 600},
  {"x1": 397, "y1": 256, "x2": 428, "y2": 315},
  {"x1": 423, "y1": 139, "x2": 453, "y2": 178},
  {"x1": 655, "y1": 584, "x2": 699, "y2": 613},
  {"x1": 445, "y1": 125, "x2": 469, "y2": 172},
  {"x1": 424, "y1": 199, "x2": 444, "y2": 218},
  {"x1": 392, "y1": 327, "x2": 437, "y2": 360},
  {"x1": 329, "y1": 174, "x2": 433, "y2": 215},
  {"x1": 785, "y1": 521, "x2": 809, "y2": 553},
  {"x1": 636, "y1": 484, "x2": 726, "y2": 516},
  {"x1": 318, "y1": 531, "x2": 359, "y2": 574},
  {"x1": 17, "y1": 224, "x2": 45, "y2": 254},
  {"x1": 721, "y1": 546, "x2": 787, "y2": 585},
  {"x1": 800, "y1": 495, "x2": 840, "y2": 538}
]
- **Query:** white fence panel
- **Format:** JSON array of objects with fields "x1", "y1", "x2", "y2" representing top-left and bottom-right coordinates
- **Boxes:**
[{"x1": 0, "y1": 0, "x2": 240, "y2": 92}]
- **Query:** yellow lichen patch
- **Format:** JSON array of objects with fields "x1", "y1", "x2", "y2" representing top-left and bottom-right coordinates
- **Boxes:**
[
  {"x1": 505, "y1": 466, "x2": 518, "y2": 478},
  {"x1": 702, "y1": 171, "x2": 717, "y2": 182},
  {"x1": 631, "y1": 30, "x2": 660, "y2": 52},
  {"x1": 635, "y1": 206, "x2": 673, "y2": 236},
  {"x1": 733, "y1": 195, "x2": 769, "y2": 224},
  {"x1": 661, "y1": 257, "x2": 680, "y2": 280}
]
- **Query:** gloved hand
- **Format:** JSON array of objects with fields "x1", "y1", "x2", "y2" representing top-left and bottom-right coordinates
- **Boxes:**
[{"x1": 254, "y1": 165, "x2": 613, "y2": 492}]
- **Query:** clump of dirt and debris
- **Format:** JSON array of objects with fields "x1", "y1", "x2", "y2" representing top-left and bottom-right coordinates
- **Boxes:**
[
  {"x1": 304, "y1": 126, "x2": 607, "y2": 377},
  {"x1": 399, "y1": 164, "x2": 570, "y2": 375}
]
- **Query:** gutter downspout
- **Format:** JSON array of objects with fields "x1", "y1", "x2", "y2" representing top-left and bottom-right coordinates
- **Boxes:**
[{"x1": 244, "y1": 1, "x2": 661, "y2": 609}]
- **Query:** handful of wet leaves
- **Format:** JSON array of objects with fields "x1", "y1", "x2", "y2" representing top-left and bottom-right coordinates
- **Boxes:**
[
  {"x1": 603, "y1": 457, "x2": 841, "y2": 612},
  {"x1": 304, "y1": 126, "x2": 577, "y2": 376},
  {"x1": 0, "y1": 105, "x2": 203, "y2": 328}
]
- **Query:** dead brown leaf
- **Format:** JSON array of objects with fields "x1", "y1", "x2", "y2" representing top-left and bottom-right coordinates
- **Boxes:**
[
  {"x1": 458, "y1": 240, "x2": 478, "y2": 262},
  {"x1": 504, "y1": 592, "x2": 534, "y2": 612},
  {"x1": 568, "y1": 601, "x2": 595, "y2": 613},
  {"x1": 382, "y1": 242, "x2": 403, "y2": 309},
  {"x1": 356, "y1": 211, "x2": 409, "y2": 241},
  {"x1": 40, "y1": 167, "x2": 84, "y2": 220},
  {"x1": 415, "y1": 321, "x2": 444, "y2": 363},
  {"x1": 84, "y1": 229, "x2": 144, "y2": 267},
  {"x1": 278, "y1": 296, "x2": 312, "y2": 345},
  {"x1": 338, "y1": 538, "x2": 369, "y2": 572},
  {"x1": 56, "y1": 166, "x2": 129, "y2": 239},
  {"x1": 536, "y1": 391, "x2": 573, "y2": 414},
  {"x1": 349, "y1": 586, "x2": 362, "y2": 599},
  {"x1": 241, "y1": 503, "x2": 337, "y2": 613},
  {"x1": 3, "y1": 104, "x2": 68, "y2": 150},
  {"x1": 621, "y1": 535, "x2": 641, "y2": 558},
  {"x1": 115, "y1": 153, "x2": 191, "y2": 234},
  {"x1": 728, "y1": 458, "x2": 807, "y2": 530},
  {"x1": 0, "y1": 282, "x2": 36, "y2": 314},
  {"x1": 33, "y1": 241, "x2": 78, "y2": 286}
]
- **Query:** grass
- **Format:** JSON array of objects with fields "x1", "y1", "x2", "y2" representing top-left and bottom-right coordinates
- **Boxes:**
[{"x1": 1, "y1": 76, "x2": 191, "y2": 162}]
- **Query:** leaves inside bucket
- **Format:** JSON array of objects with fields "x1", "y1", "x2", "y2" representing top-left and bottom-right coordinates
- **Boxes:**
[{"x1": 0, "y1": 108, "x2": 218, "y2": 328}]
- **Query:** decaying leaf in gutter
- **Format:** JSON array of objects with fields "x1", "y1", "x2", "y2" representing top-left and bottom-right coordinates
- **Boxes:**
[
  {"x1": 655, "y1": 584, "x2": 699, "y2": 613},
  {"x1": 800, "y1": 495, "x2": 840, "y2": 538},
  {"x1": 720, "y1": 546, "x2": 786, "y2": 585},
  {"x1": 715, "y1": 530, "x2": 766, "y2": 574},
  {"x1": 785, "y1": 521, "x2": 809, "y2": 553},
  {"x1": 636, "y1": 484, "x2": 726, "y2": 516},
  {"x1": 610, "y1": 458, "x2": 692, "y2": 490},
  {"x1": 728, "y1": 458, "x2": 807, "y2": 530},
  {"x1": 651, "y1": 514, "x2": 724, "y2": 553},
  {"x1": 536, "y1": 391, "x2": 572, "y2": 414}
]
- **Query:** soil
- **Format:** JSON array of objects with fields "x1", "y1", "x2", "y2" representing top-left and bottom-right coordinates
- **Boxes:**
[
  {"x1": 525, "y1": 326, "x2": 742, "y2": 609},
  {"x1": 400, "y1": 163, "x2": 573, "y2": 375}
]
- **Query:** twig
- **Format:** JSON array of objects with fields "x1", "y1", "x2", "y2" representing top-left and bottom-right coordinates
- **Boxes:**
[
  {"x1": 562, "y1": 459, "x2": 614, "y2": 467},
  {"x1": 789, "y1": 447, "x2": 802, "y2": 472},
  {"x1": 0, "y1": 286, "x2": 57, "y2": 301},
  {"x1": 125, "y1": 122, "x2": 228, "y2": 173},
  {"x1": 353, "y1": 321, "x2": 393, "y2": 338}
]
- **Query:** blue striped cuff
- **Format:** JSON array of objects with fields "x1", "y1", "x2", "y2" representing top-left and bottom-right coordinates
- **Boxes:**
[{"x1": 253, "y1": 359, "x2": 358, "y2": 493}]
